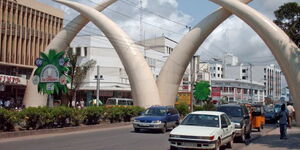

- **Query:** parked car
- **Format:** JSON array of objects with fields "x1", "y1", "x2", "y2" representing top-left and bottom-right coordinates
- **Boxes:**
[
  {"x1": 217, "y1": 104, "x2": 251, "y2": 142},
  {"x1": 133, "y1": 106, "x2": 180, "y2": 133},
  {"x1": 105, "y1": 98, "x2": 133, "y2": 106},
  {"x1": 264, "y1": 106, "x2": 276, "y2": 123},
  {"x1": 169, "y1": 111, "x2": 235, "y2": 150}
]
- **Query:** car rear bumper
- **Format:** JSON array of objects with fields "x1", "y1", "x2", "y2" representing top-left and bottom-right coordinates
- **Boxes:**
[{"x1": 169, "y1": 138, "x2": 216, "y2": 149}]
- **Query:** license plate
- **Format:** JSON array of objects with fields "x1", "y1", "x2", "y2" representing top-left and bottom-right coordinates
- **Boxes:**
[
  {"x1": 183, "y1": 142, "x2": 196, "y2": 147},
  {"x1": 139, "y1": 123, "x2": 150, "y2": 127}
]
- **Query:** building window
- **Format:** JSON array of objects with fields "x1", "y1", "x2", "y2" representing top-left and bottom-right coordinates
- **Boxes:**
[
  {"x1": 213, "y1": 74, "x2": 216, "y2": 77},
  {"x1": 84, "y1": 47, "x2": 88, "y2": 56},
  {"x1": 242, "y1": 76, "x2": 246, "y2": 80},
  {"x1": 264, "y1": 68, "x2": 266, "y2": 73},
  {"x1": 221, "y1": 74, "x2": 223, "y2": 78},
  {"x1": 213, "y1": 67, "x2": 216, "y2": 70},
  {"x1": 217, "y1": 67, "x2": 220, "y2": 71},
  {"x1": 242, "y1": 69, "x2": 246, "y2": 73},
  {"x1": 217, "y1": 74, "x2": 220, "y2": 77},
  {"x1": 76, "y1": 47, "x2": 81, "y2": 56},
  {"x1": 221, "y1": 68, "x2": 223, "y2": 71}
]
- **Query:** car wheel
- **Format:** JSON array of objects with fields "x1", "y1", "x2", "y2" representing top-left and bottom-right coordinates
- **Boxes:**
[
  {"x1": 175, "y1": 120, "x2": 180, "y2": 126},
  {"x1": 161, "y1": 124, "x2": 167, "y2": 133},
  {"x1": 258, "y1": 127, "x2": 261, "y2": 132},
  {"x1": 214, "y1": 139, "x2": 221, "y2": 150},
  {"x1": 170, "y1": 146, "x2": 178, "y2": 150},
  {"x1": 226, "y1": 135, "x2": 234, "y2": 148},
  {"x1": 134, "y1": 128, "x2": 140, "y2": 132}
]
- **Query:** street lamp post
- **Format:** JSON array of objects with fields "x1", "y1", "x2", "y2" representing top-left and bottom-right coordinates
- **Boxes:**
[{"x1": 95, "y1": 66, "x2": 103, "y2": 102}]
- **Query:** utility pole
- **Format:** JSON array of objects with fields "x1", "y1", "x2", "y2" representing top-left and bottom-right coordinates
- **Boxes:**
[
  {"x1": 249, "y1": 63, "x2": 253, "y2": 104},
  {"x1": 96, "y1": 65, "x2": 100, "y2": 102}
]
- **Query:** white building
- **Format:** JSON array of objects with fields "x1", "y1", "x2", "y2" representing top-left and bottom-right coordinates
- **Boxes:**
[
  {"x1": 224, "y1": 53, "x2": 239, "y2": 66},
  {"x1": 226, "y1": 64, "x2": 282, "y2": 101},
  {"x1": 69, "y1": 35, "x2": 177, "y2": 103},
  {"x1": 210, "y1": 63, "x2": 224, "y2": 79},
  {"x1": 251, "y1": 64, "x2": 282, "y2": 100}
]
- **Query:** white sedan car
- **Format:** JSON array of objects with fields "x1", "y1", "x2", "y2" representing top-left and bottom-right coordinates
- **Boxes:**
[{"x1": 169, "y1": 111, "x2": 235, "y2": 150}]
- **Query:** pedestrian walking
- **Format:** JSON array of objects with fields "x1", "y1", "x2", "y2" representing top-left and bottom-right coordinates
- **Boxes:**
[
  {"x1": 279, "y1": 104, "x2": 289, "y2": 139},
  {"x1": 287, "y1": 102, "x2": 295, "y2": 128},
  {"x1": 80, "y1": 98, "x2": 85, "y2": 108}
]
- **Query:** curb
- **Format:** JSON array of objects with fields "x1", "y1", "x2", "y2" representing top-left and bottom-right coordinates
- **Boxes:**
[{"x1": 0, "y1": 122, "x2": 131, "y2": 139}]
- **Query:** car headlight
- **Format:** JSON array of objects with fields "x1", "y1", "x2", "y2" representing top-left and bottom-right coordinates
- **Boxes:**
[
  {"x1": 234, "y1": 123, "x2": 241, "y2": 128},
  {"x1": 134, "y1": 119, "x2": 140, "y2": 123},
  {"x1": 152, "y1": 120, "x2": 162, "y2": 124}
]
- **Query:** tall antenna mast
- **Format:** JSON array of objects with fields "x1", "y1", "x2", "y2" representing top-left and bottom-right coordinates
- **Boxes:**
[{"x1": 140, "y1": 0, "x2": 146, "y2": 57}]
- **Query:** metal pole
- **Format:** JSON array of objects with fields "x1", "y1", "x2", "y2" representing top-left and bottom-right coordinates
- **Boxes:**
[
  {"x1": 250, "y1": 63, "x2": 253, "y2": 103},
  {"x1": 96, "y1": 65, "x2": 100, "y2": 102}
]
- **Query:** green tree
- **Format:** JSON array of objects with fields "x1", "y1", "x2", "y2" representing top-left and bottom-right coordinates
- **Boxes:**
[
  {"x1": 65, "y1": 49, "x2": 96, "y2": 106},
  {"x1": 274, "y1": 2, "x2": 300, "y2": 47},
  {"x1": 193, "y1": 81, "x2": 211, "y2": 103}
]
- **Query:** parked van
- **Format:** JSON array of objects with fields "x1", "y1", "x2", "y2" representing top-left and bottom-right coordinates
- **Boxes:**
[{"x1": 106, "y1": 98, "x2": 133, "y2": 106}]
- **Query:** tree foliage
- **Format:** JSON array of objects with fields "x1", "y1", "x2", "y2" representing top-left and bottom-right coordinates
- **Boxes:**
[
  {"x1": 274, "y1": 2, "x2": 300, "y2": 47},
  {"x1": 65, "y1": 48, "x2": 96, "y2": 104},
  {"x1": 193, "y1": 81, "x2": 211, "y2": 102}
]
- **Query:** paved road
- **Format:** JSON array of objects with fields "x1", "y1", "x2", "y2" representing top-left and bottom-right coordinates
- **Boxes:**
[{"x1": 0, "y1": 124, "x2": 275, "y2": 150}]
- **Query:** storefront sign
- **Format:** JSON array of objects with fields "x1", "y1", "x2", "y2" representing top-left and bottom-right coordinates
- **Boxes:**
[
  {"x1": 0, "y1": 75, "x2": 21, "y2": 84},
  {"x1": 176, "y1": 92, "x2": 191, "y2": 105}
]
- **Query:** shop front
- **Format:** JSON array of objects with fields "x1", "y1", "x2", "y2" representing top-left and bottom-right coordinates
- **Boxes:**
[{"x1": 0, "y1": 74, "x2": 27, "y2": 108}]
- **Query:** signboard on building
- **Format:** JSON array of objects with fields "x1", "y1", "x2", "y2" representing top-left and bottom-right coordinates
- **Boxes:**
[
  {"x1": 211, "y1": 87, "x2": 221, "y2": 101},
  {"x1": 33, "y1": 49, "x2": 70, "y2": 95},
  {"x1": 176, "y1": 92, "x2": 191, "y2": 105}
]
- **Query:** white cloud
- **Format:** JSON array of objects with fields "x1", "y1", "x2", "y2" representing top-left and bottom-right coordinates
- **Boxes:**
[{"x1": 199, "y1": 0, "x2": 299, "y2": 66}]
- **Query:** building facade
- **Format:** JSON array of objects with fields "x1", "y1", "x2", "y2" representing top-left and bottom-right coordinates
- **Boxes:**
[
  {"x1": 0, "y1": 0, "x2": 64, "y2": 107},
  {"x1": 69, "y1": 35, "x2": 176, "y2": 104},
  {"x1": 211, "y1": 78, "x2": 265, "y2": 104}
]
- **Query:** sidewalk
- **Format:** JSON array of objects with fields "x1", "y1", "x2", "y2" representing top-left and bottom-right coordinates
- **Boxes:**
[
  {"x1": 243, "y1": 125, "x2": 300, "y2": 150},
  {"x1": 0, "y1": 122, "x2": 131, "y2": 139}
]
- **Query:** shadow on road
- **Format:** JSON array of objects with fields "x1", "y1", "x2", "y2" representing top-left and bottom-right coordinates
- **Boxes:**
[{"x1": 250, "y1": 131, "x2": 300, "y2": 149}]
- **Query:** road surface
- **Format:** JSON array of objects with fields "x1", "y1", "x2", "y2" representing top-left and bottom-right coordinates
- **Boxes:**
[{"x1": 0, "y1": 124, "x2": 275, "y2": 150}]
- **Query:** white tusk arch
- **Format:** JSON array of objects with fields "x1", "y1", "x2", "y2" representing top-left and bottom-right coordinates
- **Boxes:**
[
  {"x1": 23, "y1": 0, "x2": 117, "y2": 107},
  {"x1": 157, "y1": 0, "x2": 252, "y2": 106},
  {"x1": 209, "y1": 0, "x2": 300, "y2": 126},
  {"x1": 53, "y1": 0, "x2": 161, "y2": 108}
]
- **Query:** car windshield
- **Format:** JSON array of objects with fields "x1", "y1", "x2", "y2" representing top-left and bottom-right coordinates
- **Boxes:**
[
  {"x1": 143, "y1": 108, "x2": 166, "y2": 116},
  {"x1": 181, "y1": 114, "x2": 219, "y2": 128},
  {"x1": 274, "y1": 104, "x2": 281, "y2": 113},
  {"x1": 218, "y1": 107, "x2": 242, "y2": 117},
  {"x1": 264, "y1": 107, "x2": 274, "y2": 113}
]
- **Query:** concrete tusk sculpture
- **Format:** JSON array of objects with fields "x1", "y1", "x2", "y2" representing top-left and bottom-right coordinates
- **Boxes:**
[
  {"x1": 157, "y1": 0, "x2": 252, "y2": 106},
  {"x1": 53, "y1": 0, "x2": 162, "y2": 108},
  {"x1": 210, "y1": 0, "x2": 300, "y2": 125},
  {"x1": 23, "y1": 0, "x2": 117, "y2": 107}
]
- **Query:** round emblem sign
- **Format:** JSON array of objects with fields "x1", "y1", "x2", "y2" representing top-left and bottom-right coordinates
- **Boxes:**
[
  {"x1": 40, "y1": 65, "x2": 60, "y2": 83},
  {"x1": 59, "y1": 58, "x2": 65, "y2": 66},
  {"x1": 32, "y1": 75, "x2": 40, "y2": 85},
  {"x1": 59, "y1": 75, "x2": 67, "y2": 85},
  {"x1": 35, "y1": 58, "x2": 43, "y2": 67}
]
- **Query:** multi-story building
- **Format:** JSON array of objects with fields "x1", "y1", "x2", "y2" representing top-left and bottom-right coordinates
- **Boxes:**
[
  {"x1": 225, "y1": 63, "x2": 282, "y2": 101},
  {"x1": 0, "y1": 0, "x2": 64, "y2": 105},
  {"x1": 210, "y1": 63, "x2": 224, "y2": 79},
  {"x1": 211, "y1": 78, "x2": 265, "y2": 104},
  {"x1": 251, "y1": 64, "x2": 282, "y2": 100}
]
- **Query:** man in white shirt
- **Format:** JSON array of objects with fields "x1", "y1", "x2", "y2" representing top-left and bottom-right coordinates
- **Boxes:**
[{"x1": 287, "y1": 102, "x2": 295, "y2": 128}]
